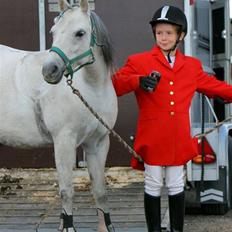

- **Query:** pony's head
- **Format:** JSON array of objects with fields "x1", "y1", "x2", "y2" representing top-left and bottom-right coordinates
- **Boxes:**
[{"x1": 43, "y1": 0, "x2": 113, "y2": 84}]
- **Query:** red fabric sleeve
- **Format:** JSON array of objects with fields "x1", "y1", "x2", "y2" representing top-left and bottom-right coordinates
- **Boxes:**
[
  {"x1": 196, "y1": 61, "x2": 232, "y2": 102},
  {"x1": 112, "y1": 57, "x2": 144, "y2": 96}
]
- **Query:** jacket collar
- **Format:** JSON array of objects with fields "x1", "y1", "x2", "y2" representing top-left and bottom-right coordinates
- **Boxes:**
[{"x1": 151, "y1": 46, "x2": 185, "y2": 72}]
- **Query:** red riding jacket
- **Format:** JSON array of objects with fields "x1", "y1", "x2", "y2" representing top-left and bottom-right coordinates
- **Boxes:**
[{"x1": 112, "y1": 46, "x2": 232, "y2": 170}]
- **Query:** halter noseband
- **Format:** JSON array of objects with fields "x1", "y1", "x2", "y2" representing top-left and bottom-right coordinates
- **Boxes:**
[{"x1": 49, "y1": 13, "x2": 96, "y2": 79}]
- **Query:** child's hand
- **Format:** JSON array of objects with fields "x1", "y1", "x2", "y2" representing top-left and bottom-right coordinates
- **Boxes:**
[{"x1": 139, "y1": 71, "x2": 161, "y2": 92}]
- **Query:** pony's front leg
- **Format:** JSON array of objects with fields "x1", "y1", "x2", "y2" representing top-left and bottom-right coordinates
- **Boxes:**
[
  {"x1": 84, "y1": 135, "x2": 115, "y2": 232},
  {"x1": 54, "y1": 137, "x2": 77, "y2": 232}
]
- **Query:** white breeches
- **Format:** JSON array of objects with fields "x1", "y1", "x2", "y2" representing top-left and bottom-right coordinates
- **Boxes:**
[{"x1": 144, "y1": 164, "x2": 184, "y2": 197}]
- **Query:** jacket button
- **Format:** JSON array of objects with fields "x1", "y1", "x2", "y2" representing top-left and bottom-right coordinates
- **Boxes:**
[
  {"x1": 170, "y1": 111, "x2": 175, "y2": 116},
  {"x1": 170, "y1": 101, "x2": 175, "y2": 106},
  {"x1": 170, "y1": 81, "x2": 174, "y2": 85},
  {"x1": 170, "y1": 91, "x2": 174, "y2": 95}
]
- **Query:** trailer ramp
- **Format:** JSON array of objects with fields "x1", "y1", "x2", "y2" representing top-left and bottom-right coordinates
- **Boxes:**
[{"x1": 0, "y1": 168, "x2": 169, "y2": 232}]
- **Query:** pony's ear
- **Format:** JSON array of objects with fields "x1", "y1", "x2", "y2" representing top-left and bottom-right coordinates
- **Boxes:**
[
  {"x1": 58, "y1": 0, "x2": 71, "y2": 12},
  {"x1": 80, "y1": 0, "x2": 89, "y2": 13}
]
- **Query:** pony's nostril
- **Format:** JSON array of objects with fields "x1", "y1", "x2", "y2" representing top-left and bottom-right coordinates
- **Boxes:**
[
  {"x1": 42, "y1": 62, "x2": 60, "y2": 77},
  {"x1": 52, "y1": 65, "x2": 58, "y2": 74}
]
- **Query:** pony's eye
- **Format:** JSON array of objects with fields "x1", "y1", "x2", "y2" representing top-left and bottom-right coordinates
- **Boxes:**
[{"x1": 75, "y1": 30, "x2": 86, "y2": 37}]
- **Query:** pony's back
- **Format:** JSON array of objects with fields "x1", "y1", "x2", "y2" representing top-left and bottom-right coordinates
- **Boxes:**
[{"x1": 0, "y1": 45, "x2": 27, "y2": 81}]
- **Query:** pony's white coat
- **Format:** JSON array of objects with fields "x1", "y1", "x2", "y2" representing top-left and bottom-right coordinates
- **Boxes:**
[
  {"x1": 0, "y1": 46, "x2": 51, "y2": 146},
  {"x1": 0, "y1": 0, "x2": 117, "y2": 231}
]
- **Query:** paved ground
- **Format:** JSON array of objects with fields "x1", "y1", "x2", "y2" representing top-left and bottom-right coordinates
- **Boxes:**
[{"x1": 0, "y1": 168, "x2": 231, "y2": 232}]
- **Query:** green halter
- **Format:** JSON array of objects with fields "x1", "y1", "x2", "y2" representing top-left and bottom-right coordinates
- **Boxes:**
[{"x1": 49, "y1": 15, "x2": 96, "y2": 78}]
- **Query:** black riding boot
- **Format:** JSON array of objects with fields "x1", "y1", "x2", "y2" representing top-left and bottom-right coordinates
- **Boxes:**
[
  {"x1": 144, "y1": 192, "x2": 161, "y2": 232},
  {"x1": 168, "y1": 191, "x2": 185, "y2": 232}
]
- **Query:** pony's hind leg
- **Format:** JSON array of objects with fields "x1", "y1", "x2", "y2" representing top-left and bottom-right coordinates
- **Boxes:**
[
  {"x1": 53, "y1": 136, "x2": 77, "y2": 232},
  {"x1": 84, "y1": 134, "x2": 115, "y2": 232}
]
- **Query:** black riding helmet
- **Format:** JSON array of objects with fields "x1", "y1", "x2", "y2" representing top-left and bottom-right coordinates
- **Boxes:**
[
  {"x1": 150, "y1": 5, "x2": 187, "y2": 63},
  {"x1": 150, "y1": 5, "x2": 187, "y2": 36}
]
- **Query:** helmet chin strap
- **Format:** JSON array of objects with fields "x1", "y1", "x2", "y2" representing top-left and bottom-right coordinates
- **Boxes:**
[
  {"x1": 167, "y1": 35, "x2": 181, "y2": 63},
  {"x1": 167, "y1": 42, "x2": 178, "y2": 63}
]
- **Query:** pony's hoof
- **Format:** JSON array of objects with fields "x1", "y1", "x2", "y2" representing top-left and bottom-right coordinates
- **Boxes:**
[
  {"x1": 97, "y1": 208, "x2": 115, "y2": 232},
  {"x1": 59, "y1": 213, "x2": 77, "y2": 232},
  {"x1": 98, "y1": 226, "x2": 115, "y2": 232},
  {"x1": 106, "y1": 224, "x2": 115, "y2": 232},
  {"x1": 59, "y1": 229, "x2": 77, "y2": 232}
]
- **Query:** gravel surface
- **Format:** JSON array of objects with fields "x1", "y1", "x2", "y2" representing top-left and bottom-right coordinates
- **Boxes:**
[{"x1": 185, "y1": 210, "x2": 232, "y2": 232}]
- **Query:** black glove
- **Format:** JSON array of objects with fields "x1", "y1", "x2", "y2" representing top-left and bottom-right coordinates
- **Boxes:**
[{"x1": 139, "y1": 71, "x2": 161, "y2": 92}]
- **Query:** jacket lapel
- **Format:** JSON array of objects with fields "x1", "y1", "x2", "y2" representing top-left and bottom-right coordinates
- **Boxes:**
[
  {"x1": 173, "y1": 49, "x2": 185, "y2": 73},
  {"x1": 151, "y1": 46, "x2": 172, "y2": 70},
  {"x1": 151, "y1": 46, "x2": 185, "y2": 72}
]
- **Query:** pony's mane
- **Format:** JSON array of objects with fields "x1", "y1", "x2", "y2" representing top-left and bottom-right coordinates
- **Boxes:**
[{"x1": 90, "y1": 11, "x2": 115, "y2": 72}]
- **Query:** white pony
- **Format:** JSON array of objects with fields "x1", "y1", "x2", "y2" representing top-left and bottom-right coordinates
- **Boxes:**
[{"x1": 0, "y1": 0, "x2": 117, "y2": 231}]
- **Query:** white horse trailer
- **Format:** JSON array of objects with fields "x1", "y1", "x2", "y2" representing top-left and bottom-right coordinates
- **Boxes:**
[{"x1": 185, "y1": 0, "x2": 232, "y2": 214}]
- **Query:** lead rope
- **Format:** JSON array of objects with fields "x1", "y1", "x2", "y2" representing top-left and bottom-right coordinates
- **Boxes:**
[
  {"x1": 34, "y1": 77, "x2": 142, "y2": 232},
  {"x1": 65, "y1": 77, "x2": 143, "y2": 163},
  {"x1": 35, "y1": 18, "x2": 142, "y2": 232},
  {"x1": 194, "y1": 115, "x2": 232, "y2": 139},
  {"x1": 35, "y1": 195, "x2": 60, "y2": 232},
  {"x1": 200, "y1": 94, "x2": 206, "y2": 191}
]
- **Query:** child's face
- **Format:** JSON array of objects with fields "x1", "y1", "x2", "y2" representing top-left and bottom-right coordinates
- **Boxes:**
[{"x1": 155, "y1": 23, "x2": 184, "y2": 54}]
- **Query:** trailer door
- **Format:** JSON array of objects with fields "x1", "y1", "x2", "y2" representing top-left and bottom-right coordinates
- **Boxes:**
[
  {"x1": 190, "y1": 0, "x2": 231, "y2": 122},
  {"x1": 211, "y1": 0, "x2": 231, "y2": 120},
  {"x1": 188, "y1": 0, "x2": 232, "y2": 214}
]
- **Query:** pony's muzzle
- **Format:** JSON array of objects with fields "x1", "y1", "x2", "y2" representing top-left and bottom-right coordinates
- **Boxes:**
[{"x1": 42, "y1": 61, "x2": 64, "y2": 85}]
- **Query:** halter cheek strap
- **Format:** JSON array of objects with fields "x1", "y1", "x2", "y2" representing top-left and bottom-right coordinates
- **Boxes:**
[{"x1": 50, "y1": 46, "x2": 95, "y2": 78}]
